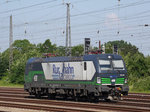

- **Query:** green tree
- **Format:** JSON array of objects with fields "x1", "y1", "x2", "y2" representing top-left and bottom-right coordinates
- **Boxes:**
[
  {"x1": 7, "y1": 39, "x2": 41, "y2": 84},
  {"x1": 105, "y1": 40, "x2": 139, "y2": 55},
  {"x1": 0, "y1": 50, "x2": 9, "y2": 79},
  {"x1": 145, "y1": 56, "x2": 150, "y2": 75},
  {"x1": 124, "y1": 53, "x2": 149, "y2": 85},
  {"x1": 13, "y1": 39, "x2": 35, "y2": 53},
  {"x1": 37, "y1": 39, "x2": 56, "y2": 53},
  {"x1": 71, "y1": 44, "x2": 84, "y2": 56},
  {"x1": 55, "y1": 46, "x2": 66, "y2": 56}
]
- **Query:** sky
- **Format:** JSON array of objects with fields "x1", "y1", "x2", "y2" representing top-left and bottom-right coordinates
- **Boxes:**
[{"x1": 0, "y1": 0, "x2": 150, "y2": 55}]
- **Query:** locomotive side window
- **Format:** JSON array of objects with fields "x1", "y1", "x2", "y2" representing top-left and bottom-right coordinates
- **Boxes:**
[
  {"x1": 84, "y1": 62, "x2": 87, "y2": 70},
  {"x1": 29, "y1": 64, "x2": 33, "y2": 70},
  {"x1": 25, "y1": 64, "x2": 33, "y2": 75}
]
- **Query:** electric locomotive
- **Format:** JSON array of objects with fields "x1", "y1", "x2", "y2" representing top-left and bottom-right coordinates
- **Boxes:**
[{"x1": 24, "y1": 54, "x2": 129, "y2": 101}]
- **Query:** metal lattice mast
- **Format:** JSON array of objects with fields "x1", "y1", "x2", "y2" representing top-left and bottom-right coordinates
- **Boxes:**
[{"x1": 9, "y1": 15, "x2": 13, "y2": 70}]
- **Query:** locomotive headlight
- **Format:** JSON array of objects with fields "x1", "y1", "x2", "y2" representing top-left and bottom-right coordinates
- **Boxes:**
[
  {"x1": 111, "y1": 79, "x2": 116, "y2": 82},
  {"x1": 97, "y1": 77, "x2": 101, "y2": 84},
  {"x1": 125, "y1": 78, "x2": 128, "y2": 84},
  {"x1": 108, "y1": 56, "x2": 112, "y2": 59}
]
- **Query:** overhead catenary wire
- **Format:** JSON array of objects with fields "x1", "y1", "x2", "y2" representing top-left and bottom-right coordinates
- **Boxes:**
[
  {"x1": 0, "y1": 0, "x2": 58, "y2": 15},
  {"x1": 0, "y1": 0, "x2": 149, "y2": 29},
  {"x1": 0, "y1": 0, "x2": 20, "y2": 6},
  {"x1": 0, "y1": 0, "x2": 148, "y2": 19},
  {"x1": 0, "y1": 0, "x2": 150, "y2": 55},
  {"x1": 0, "y1": 9, "x2": 149, "y2": 31},
  {"x1": 1, "y1": 5, "x2": 150, "y2": 31},
  {"x1": 0, "y1": 20, "x2": 149, "y2": 39},
  {"x1": 0, "y1": 0, "x2": 89, "y2": 18}
]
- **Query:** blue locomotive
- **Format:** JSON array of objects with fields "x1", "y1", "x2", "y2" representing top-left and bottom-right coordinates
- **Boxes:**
[{"x1": 24, "y1": 54, "x2": 129, "y2": 101}]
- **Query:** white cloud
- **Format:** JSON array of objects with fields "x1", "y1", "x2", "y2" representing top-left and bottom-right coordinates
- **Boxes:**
[
  {"x1": 105, "y1": 13, "x2": 120, "y2": 28},
  {"x1": 107, "y1": 13, "x2": 119, "y2": 20}
]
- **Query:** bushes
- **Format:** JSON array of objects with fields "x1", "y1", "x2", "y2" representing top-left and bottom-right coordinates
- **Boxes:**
[
  {"x1": 0, "y1": 39, "x2": 41, "y2": 84},
  {"x1": 132, "y1": 76, "x2": 150, "y2": 91},
  {"x1": 123, "y1": 52, "x2": 150, "y2": 91},
  {"x1": 9, "y1": 58, "x2": 26, "y2": 84}
]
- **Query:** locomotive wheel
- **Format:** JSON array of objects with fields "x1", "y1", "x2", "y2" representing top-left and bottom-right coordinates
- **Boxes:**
[
  {"x1": 74, "y1": 96, "x2": 79, "y2": 102},
  {"x1": 88, "y1": 96, "x2": 99, "y2": 103},
  {"x1": 93, "y1": 97, "x2": 99, "y2": 102},
  {"x1": 105, "y1": 99, "x2": 111, "y2": 102},
  {"x1": 35, "y1": 92, "x2": 41, "y2": 99},
  {"x1": 63, "y1": 95, "x2": 68, "y2": 100},
  {"x1": 48, "y1": 94, "x2": 56, "y2": 100}
]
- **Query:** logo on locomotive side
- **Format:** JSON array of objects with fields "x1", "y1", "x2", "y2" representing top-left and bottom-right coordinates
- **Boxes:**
[{"x1": 52, "y1": 63, "x2": 75, "y2": 80}]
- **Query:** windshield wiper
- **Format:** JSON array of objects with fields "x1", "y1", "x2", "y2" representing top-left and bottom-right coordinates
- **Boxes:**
[{"x1": 116, "y1": 70, "x2": 120, "y2": 73}]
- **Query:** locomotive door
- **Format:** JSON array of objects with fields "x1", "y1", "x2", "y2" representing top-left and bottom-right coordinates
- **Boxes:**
[{"x1": 83, "y1": 62, "x2": 87, "y2": 80}]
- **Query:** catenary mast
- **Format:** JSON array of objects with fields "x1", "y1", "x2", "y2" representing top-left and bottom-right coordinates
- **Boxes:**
[{"x1": 65, "y1": 3, "x2": 71, "y2": 56}]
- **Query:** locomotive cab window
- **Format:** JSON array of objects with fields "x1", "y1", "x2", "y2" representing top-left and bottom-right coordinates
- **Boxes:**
[
  {"x1": 99, "y1": 59, "x2": 125, "y2": 70},
  {"x1": 99, "y1": 60, "x2": 112, "y2": 70},
  {"x1": 112, "y1": 60, "x2": 125, "y2": 70}
]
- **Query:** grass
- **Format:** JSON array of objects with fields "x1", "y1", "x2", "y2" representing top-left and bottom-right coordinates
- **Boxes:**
[
  {"x1": 129, "y1": 85, "x2": 150, "y2": 93},
  {"x1": 0, "y1": 76, "x2": 23, "y2": 88},
  {"x1": 0, "y1": 81, "x2": 23, "y2": 88},
  {"x1": 129, "y1": 90, "x2": 150, "y2": 94}
]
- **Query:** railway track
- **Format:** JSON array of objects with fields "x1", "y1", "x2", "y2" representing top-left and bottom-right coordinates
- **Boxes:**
[{"x1": 0, "y1": 87, "x2": 150, "y2": 112}]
